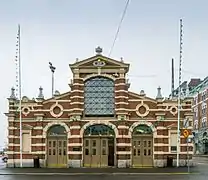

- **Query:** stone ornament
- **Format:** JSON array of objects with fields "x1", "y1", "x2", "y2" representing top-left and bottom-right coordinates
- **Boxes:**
[
  {"x1": 93, "y1": 59, "x2": 106, "y2": 67},
  {"x1": 22, "y1": 106, "x2": 30, "y2": 116},
  {"x1": 50, "y1": 103, "x2": 64, "y2": 118},
  {"x1": 118, "y1": 115, "x2": 126, "y2": 121},
  {"x1": 169, "y1": 106, "x2": 178, "y2": 116},
  {"x1": 22, "y1": 96, "x2": 29, "y2": 102},
  {"x1": 135, "y1": 101, "x2": 150, "y2": 118}
]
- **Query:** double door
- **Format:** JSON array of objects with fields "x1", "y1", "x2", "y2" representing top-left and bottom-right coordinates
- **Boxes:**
[
  {"x1": 132, "y1": 136, "x2": 153, "y2": 167},
  {"x1": 47, "y1": 137, "x2": 67, "y2": 168},
  {"x1": 83, "y1": 137, "x2": 114, "y2": 167}
]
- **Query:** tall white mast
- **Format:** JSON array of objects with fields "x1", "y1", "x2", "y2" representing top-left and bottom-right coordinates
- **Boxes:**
[
  {"x1": 176, "y1": 19, "x2": 183, "y2": 167},
  {"x1": 15, "y1": 24, "x2": 23, "y2": 167}
]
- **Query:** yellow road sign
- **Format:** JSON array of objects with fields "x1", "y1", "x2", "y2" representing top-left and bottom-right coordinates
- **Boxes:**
[{"x1": 183, "y1": 129, "x2": 189, "y2": 138}]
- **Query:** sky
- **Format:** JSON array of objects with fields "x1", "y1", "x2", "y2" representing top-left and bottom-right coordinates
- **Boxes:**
[{"x1": 0, "y1": 0, "x2": 208, "y2": 147}]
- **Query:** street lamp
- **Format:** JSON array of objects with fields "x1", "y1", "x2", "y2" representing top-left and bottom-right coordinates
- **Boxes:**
[{"x1": 49, "y1": 62, "x2": 56, "y2": 97}]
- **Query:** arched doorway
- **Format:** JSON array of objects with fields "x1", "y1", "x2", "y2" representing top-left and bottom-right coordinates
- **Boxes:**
[
  {"x1": 132, "y1": 124, "x2": 153, "y2": 167},
  {"x1": 83, "y1": 124, "x2": 115, "y2": 167},
  {"x1": 47, "y1": 125, "x2": 67, "y2": 168}
]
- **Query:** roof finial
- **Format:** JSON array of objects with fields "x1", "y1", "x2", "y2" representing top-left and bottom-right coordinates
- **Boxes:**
[
  {"x1": 156, "y1": 86, "x2": 163, "y2": 99},
  {"x1": 10, "y1": 87, "x2": 16, "y2": 99},
  {"x1": 95, "y1": 46, "x2": 102, "y2": 55},
  {"x1": 37, "y1": 86, "x2": 44, "y2": 99}
]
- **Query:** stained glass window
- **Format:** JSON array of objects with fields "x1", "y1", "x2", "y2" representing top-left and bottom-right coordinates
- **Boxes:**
[
  {"x1": 84, "y1": 124, "x2": 115, "y2": 136},
  {"x1": 84, "y1": 77, "x2": 114, "y2": 116}
]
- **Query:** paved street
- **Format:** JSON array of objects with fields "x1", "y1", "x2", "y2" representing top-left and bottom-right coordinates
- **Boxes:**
[
  {"x1": 0, "y1": 174, "x2": 205, "y2": 180},
  {"x1": 0, "y1": 156, "x2": 207, "y2": 180}
]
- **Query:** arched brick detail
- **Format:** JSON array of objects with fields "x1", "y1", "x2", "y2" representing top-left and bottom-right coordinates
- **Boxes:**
[
  {"x1": 43, "y1": 121, "x2": 70, "y2": 138},
  {"x1": 80, "y1": 120, "x2": 118, "y2": 137},
  {"x1": 83, "y1": 74, "x2": 116, "y2": 81}
]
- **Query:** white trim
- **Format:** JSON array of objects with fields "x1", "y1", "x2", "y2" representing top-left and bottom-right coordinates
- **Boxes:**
[
  {"x1": 7, "y1": 159, "x2": 33, "y2": 163},
  {"x1": 117, "y1": 135, "x2": 130, "y2": 138},
  {"x1": 116, "y1": 151, "x2": 131, "y2": 155},
  {"x1": 115, "y1": 96, "x2": 128, "y2": 99},
  {"x1": 31, "y1": 143, "x2": 46, "y2": 146},
  {"x1": 115, "y1": 90, "x2": 127, "y2": 93},
  {"x1": 68, "y1": 151, "x2": 82, "y2": 155},
  {"x1": 68, "y1": 143, "x2": 82, "y2": 146},
  {"x1": 33, "y1": 126, "x2": 43, "y2": 130},
  {"x1": 70, "y1": 102, "x2": 84, "y2": 105},
  {"x1": 115, "y1": 102, "x2": 129, "y2": 105},
  {"x1": 115, "y1": 83, "x2": 126, "y2": 86},
  {"x1": 70, "y1": 96, "x2": 84, "y2": 99},
  {"x1": 71, "y1": 90, "x2": 84, "y2": 93},
  {"x1": 70, "y1": 135, "x2": 81, "y2": 138},
  {"x1": 155, "y1": 135, "x2": 168, "y2": 138},
  {"x1": 71, "y1": 83, "x2": 84, "y2": 86},
  {"x1": 154, "y1": 143, "x2": 169, "y2": 146},
  {"x1": 7, "y1": 151, "x2": 45, "y2": 154},
  {"x1": 70, "y1": 126, "x2": 81, "y2": 130},
  {"x1": 117, "y1": 125, "x2": 129, "y2": 129},
  {"x1": 117, "y1": 143, "x2": 131, "y2": 146}
]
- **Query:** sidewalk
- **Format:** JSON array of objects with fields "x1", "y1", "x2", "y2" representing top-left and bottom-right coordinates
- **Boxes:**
[
  {"x1": 194, "y1": 154, "x2": 208, "y2": 157},
  {"x1": 0, "y1": 167, "x2": 198, "y2": 175}
]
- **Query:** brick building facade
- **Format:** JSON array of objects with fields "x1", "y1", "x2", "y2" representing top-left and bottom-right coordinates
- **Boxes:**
[
  {"x1": 189, "y1": 77, "x2": 208, "y2": 154},
  {"x1": 6, "y1": 48, "x2": 194, "y2": 168}
]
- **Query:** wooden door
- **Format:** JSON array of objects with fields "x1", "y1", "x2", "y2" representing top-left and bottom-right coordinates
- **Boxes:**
[
  {"x1": 84, "y1": 137, "x2": 110, "y2": 167},
  {"x1": 132, "y1": 136, "x2": 153, "y2": 167},
  {"x1": 47, "y1": 139, "x2": 58, "y2": 167},
  {"x1": 100, "y1": 138, "x2": 108, "y2": 167},
  {"x1": 132, "y1": 138, "x2": 142, "y2": 167},
  {"x1": 47, "y1": 138, "x2": 67, "y2": 168},
  {"x1": 142, "y1": 137, "x2": 153, "y2": 167},
  {"x1": 57, "y1": 139, "x2": 67, "y2": 167},
  {"x1": 90, "y1": 138, "x2": 100, "y2": 167},
  {"x1": 83, "y1": 138, "x2": 101, "y2": 167}
]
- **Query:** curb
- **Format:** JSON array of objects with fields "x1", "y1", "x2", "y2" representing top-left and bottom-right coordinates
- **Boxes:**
[{"x1": 0, "y1": 172, "x2": 200, "y2": 176}]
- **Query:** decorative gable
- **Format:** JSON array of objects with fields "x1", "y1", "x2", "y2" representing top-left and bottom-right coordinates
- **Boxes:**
[{"x1": 69, "y1": 47, "x2": 130, "y2": 74}]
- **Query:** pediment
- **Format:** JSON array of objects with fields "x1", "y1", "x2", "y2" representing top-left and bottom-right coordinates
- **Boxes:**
[
  {"x1": 128, "y1": 91, "x2": 157, "y2": 104},
  {"x1": 69, "y1": 55, "x2": 129, "y2": 71},
  {"x1": 43, "y1": 91, "x2": 71, "y2": 104}
]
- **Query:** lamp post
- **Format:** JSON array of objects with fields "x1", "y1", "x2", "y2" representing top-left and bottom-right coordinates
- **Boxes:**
[{"x1": 49, "y1": 62, "x2": 56, "y2": 97}]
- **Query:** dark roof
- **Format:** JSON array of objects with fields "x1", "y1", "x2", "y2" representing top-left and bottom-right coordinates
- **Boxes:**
[{"x1": 188, "y1": 78, "x2": 201, "y2": 87}]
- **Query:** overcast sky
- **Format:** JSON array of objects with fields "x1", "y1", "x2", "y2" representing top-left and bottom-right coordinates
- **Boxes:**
[{"x1": 0, "y1": 0, "x2": 208, "y2": 146}]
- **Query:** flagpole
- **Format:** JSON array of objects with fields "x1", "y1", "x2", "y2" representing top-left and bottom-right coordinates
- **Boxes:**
[
  {"x1": 18, "y1": 24, "x2": 23, "y2": 168},
  {"x1": 176, "y1": 19, "x2": 183, "y2": 167}
]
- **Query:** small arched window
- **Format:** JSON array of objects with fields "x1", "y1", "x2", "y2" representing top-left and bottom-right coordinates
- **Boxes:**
[
  {"x1": 133, "y1": 125, "x2": 153, "y2": 135},
  {"x1": 47, "y1": 125, "x2": 66, "y2": 136},
  {"x1": 84, "y1": 124, "x2": 115, "y2": 136},
  {"x1": 84, "y1": 76, "x2": 114, "y2": 117}
]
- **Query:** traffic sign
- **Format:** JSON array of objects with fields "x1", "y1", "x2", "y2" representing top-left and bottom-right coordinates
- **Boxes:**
[
  {"x1": 183, "y1": 118, "x2": 189, "y2": 128},
  {"x1": 183, "y1": 129, "x2": 189, "y2": 138}
]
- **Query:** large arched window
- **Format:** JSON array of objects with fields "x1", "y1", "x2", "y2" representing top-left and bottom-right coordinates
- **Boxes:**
[{"x1": 84, "y1": 76, "x2": 114, "y2": 117}]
